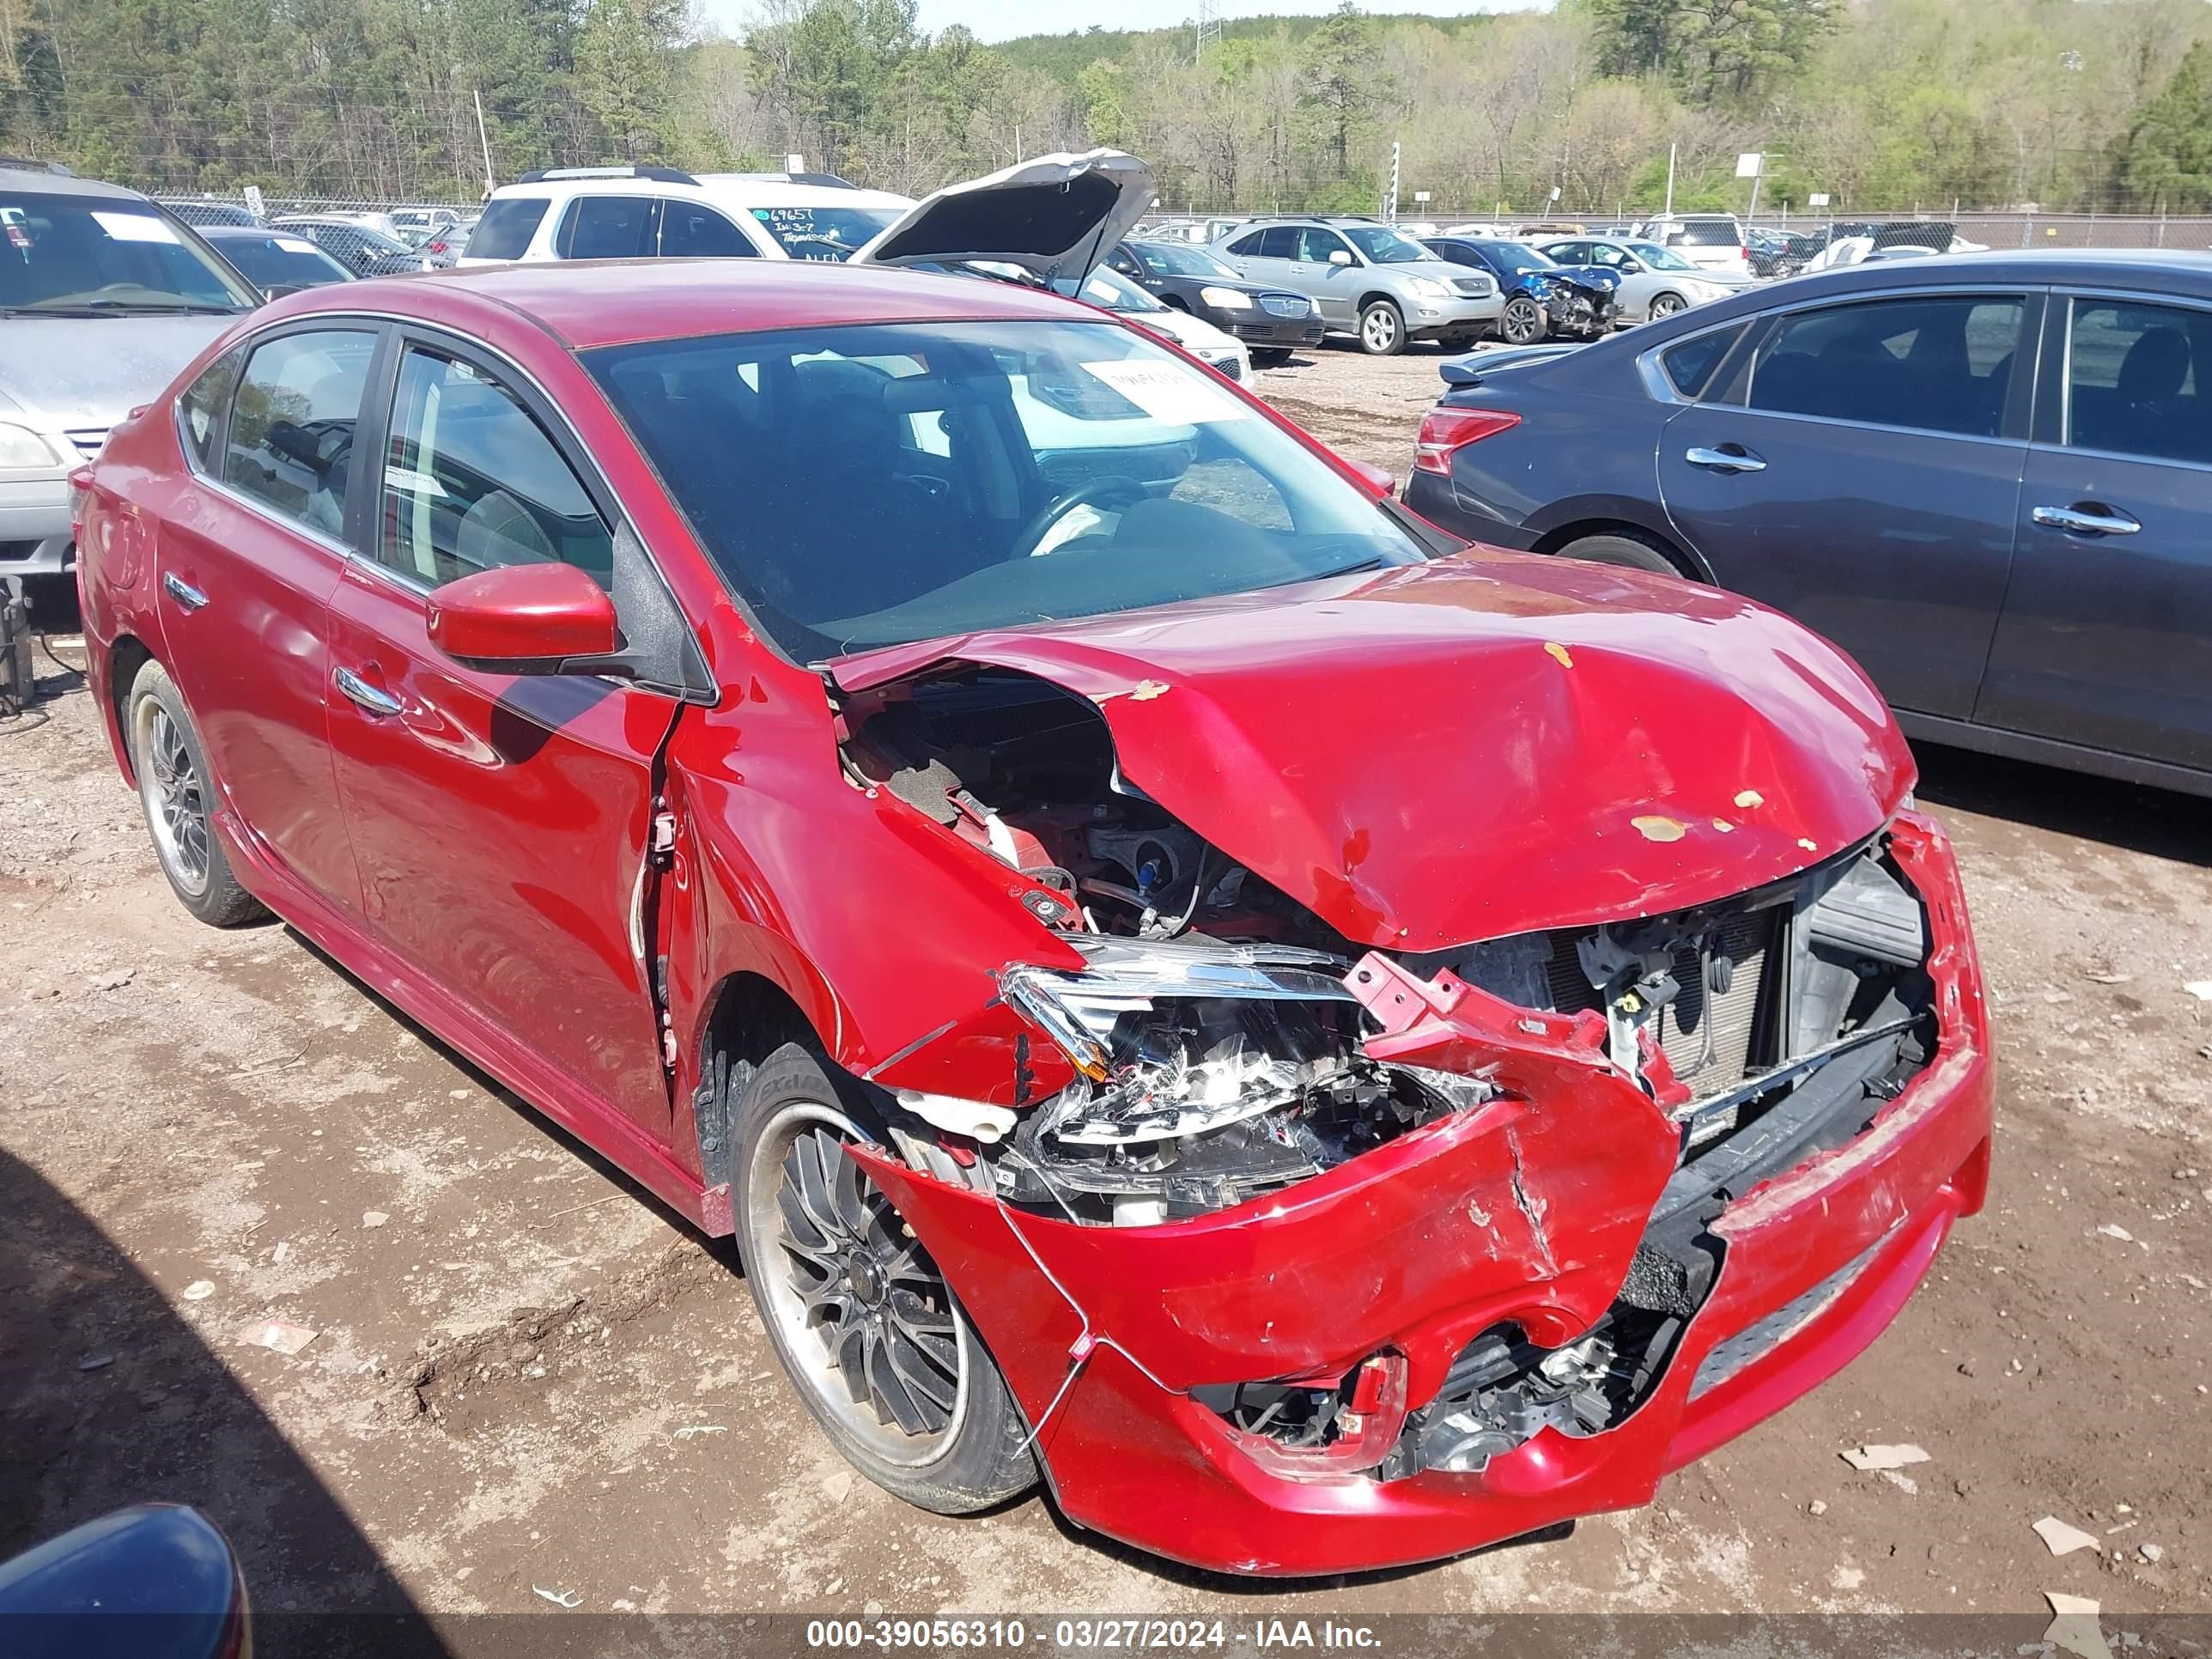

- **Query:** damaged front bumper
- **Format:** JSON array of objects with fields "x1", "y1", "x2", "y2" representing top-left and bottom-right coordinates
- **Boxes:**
[{"x1": 854, "y1": 811, "x2": 1991, "y2": 1575}]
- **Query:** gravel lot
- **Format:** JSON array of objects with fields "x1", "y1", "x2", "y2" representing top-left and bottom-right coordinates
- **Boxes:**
[{"x1": 4, "y1": 343, "x2": 2210, "y2": 1644}]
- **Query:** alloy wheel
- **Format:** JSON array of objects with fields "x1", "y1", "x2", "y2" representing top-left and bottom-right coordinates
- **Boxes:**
[
  {"x1": 1501, "y1": 297, "x2": 1544, "y2": 344},
  {"x1": 1650, "y1": 293, "x2": 1686, "y2": 319},
  {"x1": 751, "y1": 1104, "x2": 969, "y2": 1466},
  {"x1": 138, "y1": 702, "x2": 210, "y2": 896},
  {"x1": 1360, "y1": 306, "x2": 1401, "y2": 354}
]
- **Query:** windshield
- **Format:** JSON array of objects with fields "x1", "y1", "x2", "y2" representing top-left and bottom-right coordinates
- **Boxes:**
[
  {"x1": 1339, "y1": 225, "x2": 1434, "y2": 264},
  {"x1": 1079, "y1": 267, "x2": 1164, "y2": 313},
  {"x1": 1133, "y1": 241, "x2": 1240, "y2": 281},
  {"x1": 588, "y1": 319, "x2": 1427, "y2": 660},
  {"x1": 750, "y1": 204, "x2": 902, "y2": 262},
  {"x1": 1476, "y1": 240, "x2": 1554, "y2": 275},
  {"x1": 212, "y1": 232, "x2": 351, "y2": 290},
  {"x1": 1629, "y1": 241, "x2": 1698, "y2": 271},
  {"x1": 0, "y1": 192, "x2": 255, "y2": 314}
]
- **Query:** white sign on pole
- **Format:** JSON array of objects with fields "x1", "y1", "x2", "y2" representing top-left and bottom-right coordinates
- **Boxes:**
[
  {"x1": 1548, "y1": 185, "x2": 1562, "y2": 203},
  {"x1": 1735, "y1": 152, "x2": 1765, "y2": 179},
  {"x1": 1413, "y1": 191, "x2": 1431, "y2": 204},
  {"x1": 1808, "y1": 191, "x2": 1831, "y2": 207}
]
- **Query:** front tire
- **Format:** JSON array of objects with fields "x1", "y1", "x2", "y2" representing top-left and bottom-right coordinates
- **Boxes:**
[
  {"x1": 1250, "y1": 348, "x2": 1292, "y2": 368},
  {"x1": 127, "y1": 660, "x2": 265, "y2": 927},
  {"x1": 1358, "y1": 300, "x2": 1406, "y2": 356},
  {"x1": 1647, "y1": 291, "x2": 1688, "y2": 320},
  {"x1": 1498, "y1": 295, "x2": 1547, "y2": 345},
  {"x1": 732, "y1": 1043, "x2": 1036, "y2": 1514}
]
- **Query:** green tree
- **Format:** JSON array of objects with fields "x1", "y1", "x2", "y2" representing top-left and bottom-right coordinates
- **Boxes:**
[
  {"x1": 1298, "y1": 1, "x2": 1386, "y2": 180},
  {"x1": 2118, "y1": 38, "x2": 2212, "y2": 210}
]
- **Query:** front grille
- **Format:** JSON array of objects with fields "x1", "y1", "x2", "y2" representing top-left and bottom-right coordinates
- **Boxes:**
[
  {"x1": 1210, "y1": 355, "x2": 1243, "y2": 382},
  {"x1": 64, "y1": 428, "x2": 109, "y2": 461},
  {"x1": 1258, "y1": 294, "x2": 1310, "y2": 319},
  {"x1": 1541, "y1": 906, "x2": 1780, "y2": 1093},
  {"x1": 1449, "y1": 276, "x2": 1492, "y2": 297}
]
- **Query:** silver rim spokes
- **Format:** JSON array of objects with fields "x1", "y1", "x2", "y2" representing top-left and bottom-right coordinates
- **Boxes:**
[{"x1": 140, "y1": 703, "x2": 210, "y2": 895}]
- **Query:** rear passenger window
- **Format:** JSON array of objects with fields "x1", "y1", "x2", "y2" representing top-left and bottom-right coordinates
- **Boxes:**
[
  {"x1": 1259, "y1": 228, "x2": 1303, "y2": 259},
  {"x1": 1659, "y1": 325, "x2": 1746, "y2": 399},
  {"x1": 1227, "y1": 231, "x2": 1268, "y2": 257},
  {"x1": 1747, "y1": 295, "x2": 2025, "y2": 437},
  {"x1": 375, "y1": 347, "x2": 614, "y2": 590},
  {"x1": 466, "y1": 197, "x2": 549, "y2": 261},
  {"x1": 179, "y1": 345, "x2": 244, "y2": 471},
  {"x1": 222, "y1": 329, "x2": 377, "y2": 538},
  {"x1": 659, "y1": 204, "x2": 757, "y2": 258},
  {"x1": 558, "y1": 196, "x2": 658, "y2": 260},
  {"x1": 2065, "y1": 299, "x2": 2211, "y2": 466}
]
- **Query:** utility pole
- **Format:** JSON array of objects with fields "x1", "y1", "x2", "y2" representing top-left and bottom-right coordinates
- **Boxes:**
[
  {"x1": 1662, "y1": 142, "x2": 1676, "y2": 217},
  {"x1": 473, "y1": 89, "x2": 495, "y2": 197},
  {"x1": 1384, "y1": 140, "x2": 1401, "y2": 224}
]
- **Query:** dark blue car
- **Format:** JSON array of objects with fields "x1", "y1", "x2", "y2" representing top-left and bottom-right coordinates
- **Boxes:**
[
  {"x1": 1403, "y1": 250, "x2": 2212, "y2": 798},
  {"x1": 1421, "y1": 237, "x2": 1620, "y2": 345}
]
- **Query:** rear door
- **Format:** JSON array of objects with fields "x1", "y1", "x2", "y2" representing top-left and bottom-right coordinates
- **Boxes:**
[
  {"x1": 323, "y1": 332, "x2": 682, "y2": 1139},
  {"x1": 1657, "y1": 288, "x2": 2038, "y2": 720},
  {"x1": 658, "y1": 200, "x2": 763, "y2": 258},
  {"x1": 1976, "y1": 292, "x2": 2212, "y2": 772},
  {"x1": 154, "y1": 324, "x2": 379, "y2": 914},
  {"x1": 1221, "y1": 227, "x2": 1308, "y2": 295},
  {"x1": 554, "y1": 194, "x2": 661, "y2": 261}
]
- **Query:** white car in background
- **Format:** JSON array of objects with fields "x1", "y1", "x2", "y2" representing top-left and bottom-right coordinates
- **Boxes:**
[{"x1": 459, "y1": 165, "x2": 914, "y2": 266}]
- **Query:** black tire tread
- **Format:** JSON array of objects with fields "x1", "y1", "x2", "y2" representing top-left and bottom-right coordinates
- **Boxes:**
[{"x1": 128, "y1": 659, "x2": 267, "y2": 928}]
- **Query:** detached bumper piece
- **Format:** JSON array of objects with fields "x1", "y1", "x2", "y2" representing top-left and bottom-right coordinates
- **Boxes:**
[{"x1": 856, "y1": 812, "x2": 1992, "y2": 1575}]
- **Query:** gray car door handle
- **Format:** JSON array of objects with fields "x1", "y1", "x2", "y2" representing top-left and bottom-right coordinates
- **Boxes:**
[
  {"x1": 161, "y1": 571, "x2": 209, "y2": 611},
  {"x1": 332, "y1": 666, "x2": 403, "y2": 718},
  {"x1": 1685, "y1": 446, "x2": 1767, "y2": 473},
  {"x1": 2032, "y1": 503, "x2": 2142, "y2": 536}
]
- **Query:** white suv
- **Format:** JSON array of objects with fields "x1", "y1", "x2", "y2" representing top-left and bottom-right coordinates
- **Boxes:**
[
  {"x1": 459, "y1": 166, "x2": 914, "y2": 267},
  {"x1": 1632, "y1": 214, "x2": 1753, "y2": 281}
]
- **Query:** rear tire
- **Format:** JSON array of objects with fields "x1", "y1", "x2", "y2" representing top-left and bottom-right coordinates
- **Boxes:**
[
  {"x1": 1358, "y1": 300, "x2": 1406, "y2": 356},
  {"x1": 127, "y1": 660, "x2": 266, "y2": 927},
  {"x1": 732, "y1": 1042, "x2": 1036, "y2": 1515},
  {"x1": 1553, "y1": 531, "x2": 1693, "y2": 580}
]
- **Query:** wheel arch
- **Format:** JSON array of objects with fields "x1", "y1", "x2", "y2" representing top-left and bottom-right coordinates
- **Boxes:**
[
  {"x1": 690, "y1": 968, "x2": 830, "y2": 1202},
  {"x1": 1528, "y1": 513, "x2": 1711, "y2": 581},
  {"x1": 1359, "y1": 289, "x2": 1402, "y2": 317},
  {"x1": 106, "y1": 632, "x2": 156, "y2": 785}
]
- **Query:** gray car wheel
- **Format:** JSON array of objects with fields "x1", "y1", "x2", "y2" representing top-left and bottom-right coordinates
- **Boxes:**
[
  {"x1": 1498, "y1": 295, "x2": 1547, "y2": 345},
  {"x1": 1358, "y1": 300, "x2": 1406, "y2": 356},
  {"x1": 1647, "y1": 291, "x2": 1688, "y2": 319},
  {"x1": 128, "y1": 660, "x2": 266, "y2": 928}
]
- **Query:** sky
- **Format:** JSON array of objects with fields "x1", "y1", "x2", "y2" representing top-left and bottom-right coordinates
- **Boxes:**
[{"x1": 696, "y1": 0, "x2": 1539, "y2": 47}]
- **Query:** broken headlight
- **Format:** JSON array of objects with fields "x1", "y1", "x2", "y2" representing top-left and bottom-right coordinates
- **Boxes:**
[{"x1": 1002, "y1": 937, "x2": 1363, "y2": 1146}]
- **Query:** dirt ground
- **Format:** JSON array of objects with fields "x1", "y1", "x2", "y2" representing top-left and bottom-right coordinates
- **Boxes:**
[{"x1": 5, "y1": 343, "x2": 2211, "y2": 1646}]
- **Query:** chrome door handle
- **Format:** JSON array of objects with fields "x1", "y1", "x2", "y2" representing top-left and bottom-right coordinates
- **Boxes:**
[
  {"x1": 332, "y1": 666, "x2": 402, "y2": 718},
  {"x1": 1686, "y1": 446, "x2": 1766, "y2": 473},
  {"x1": 161, "y1": 571, "x2": 209, "y2": 611},
  {"x1": 2033, "y1": 504, "x2": 2141, "y2": 536}
]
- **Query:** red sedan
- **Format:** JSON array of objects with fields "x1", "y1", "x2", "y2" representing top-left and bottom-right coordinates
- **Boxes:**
[{"x1": 74, "y1": 257, "x2": 1992, "y2": 1576}]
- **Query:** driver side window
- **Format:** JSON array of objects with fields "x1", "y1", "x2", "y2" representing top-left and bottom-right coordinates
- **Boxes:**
[
  {"x1": 1298, "y1": 228, "x2": 1349, "y2": 264},
  {"x1": 374, "y1": 346, "x2": 616, "y2": 590}
]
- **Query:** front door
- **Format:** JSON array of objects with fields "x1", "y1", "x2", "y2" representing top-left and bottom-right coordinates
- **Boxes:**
[
  {"x1": 1297, "y1": 228, "x2": 1364, "y2": 328},
  {"x1": 1977, "y1": 294, "x2": 2212, "y2": 771},
  {"x1": 1657, "y1": 289, "x2": 2036, "y2": 720},
  {"x1": 324, "y1": 337, "x2": 680, "y2": 1137},
  {"x1": 153, "y1": 325, "x2": 380, "y2": 913}
]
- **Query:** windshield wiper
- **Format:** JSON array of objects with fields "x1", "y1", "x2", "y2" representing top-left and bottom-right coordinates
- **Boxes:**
[{"x1": 79, "y1": 300, "x2": 246, "y2": 315}]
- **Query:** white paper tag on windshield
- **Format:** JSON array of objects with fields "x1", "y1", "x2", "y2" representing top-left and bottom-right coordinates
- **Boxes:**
[
  {"x1": 1081, "y1": 359, "x2": 1249, "y2": 424},
  {"x1": 92, "y1": 211, "x2": 182, "y2": 245},
  {"x1": 275, "y1": 236, "x2": 320, "y2": 253}
]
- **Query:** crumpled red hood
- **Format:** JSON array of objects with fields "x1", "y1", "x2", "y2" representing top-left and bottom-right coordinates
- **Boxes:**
[{"x1": 833, "y1": 551, "x2": 1915, "y2": 950}]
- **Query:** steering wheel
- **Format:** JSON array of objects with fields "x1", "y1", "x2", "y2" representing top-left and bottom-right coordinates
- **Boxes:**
[{"x1": 1014, "y1": 475, "x2": 1151, "y2": 556}]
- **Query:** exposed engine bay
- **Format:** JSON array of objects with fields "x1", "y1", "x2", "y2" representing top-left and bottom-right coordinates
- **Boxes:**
[{"x1": 839, "y1": 664, "x2": 1942, "y2": 1468}]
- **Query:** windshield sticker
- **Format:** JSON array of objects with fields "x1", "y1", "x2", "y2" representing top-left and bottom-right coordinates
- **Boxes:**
[
  {"x1": 1080, "y1": 360, "x2": 1248, "y2": 424},
  {"x1": 92, "y1": 211, "x2": 182, "y2": 245},
  {"x1": 275, "y1": 236, "x2": 320, "y2": 253}
]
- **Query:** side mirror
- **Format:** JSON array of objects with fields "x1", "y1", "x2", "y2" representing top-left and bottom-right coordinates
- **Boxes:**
[
  {"x1": 427, "y1": 562, "x2": 620, "y2": 671},
  {"x1": 1328, "y1": 249, "x2": 1354, "y2": 267},
  {"x1": 1344, "y1": 459, "x2": 1397, "y2": 499}
]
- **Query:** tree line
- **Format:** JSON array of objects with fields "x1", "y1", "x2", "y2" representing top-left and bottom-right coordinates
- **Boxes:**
[{"x1": 1, "y1": 0, "x2": 2209, "y2": 214}]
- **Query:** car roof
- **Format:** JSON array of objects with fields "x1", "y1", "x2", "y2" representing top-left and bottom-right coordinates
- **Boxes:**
[
  {"x1": 0, "y1": 165, "x2": 147, "y2": 201},
  {"x1": 490, "y1": 174, "x2": 910, "y2": 213},
  {"x1": 288, "y1": 258, "x2": 1103, "y2": 350}
]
